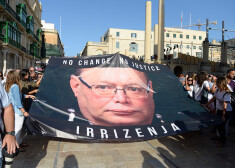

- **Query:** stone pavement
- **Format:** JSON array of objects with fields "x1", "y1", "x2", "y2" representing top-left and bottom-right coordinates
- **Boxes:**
[{"x1": 12, "y1": 126, "x2": 235, "y2": 168}]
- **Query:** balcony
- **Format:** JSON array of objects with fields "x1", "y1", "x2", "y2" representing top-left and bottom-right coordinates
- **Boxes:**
[
  {"x1": 0, "y1": 32, "x2": 20, "y2": 49},
  {"x1": 30, "y1": 43, "x2": 41, "y2": 59},
  {"x1": 5, "y1": 3, "x2": 21, "y2": 23},
  {"x1": 8, "y1": 38, "x2": 20, "y2": 49},
  {"x1": 3, "y1": 3, "x2": 40, "y2": 43},
  {"x1": 26, "y1": 28, "x2": 40, "y2": 43}
]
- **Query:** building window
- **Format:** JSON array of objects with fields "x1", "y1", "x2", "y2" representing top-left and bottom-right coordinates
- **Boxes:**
[
  {"x1": 173, "y1": 34, "x2": 176, "y2": 38},
  {"x1": 186, "y1": 35, "x2": 189, "y2": 39},
  {"x1": 193, "y1": 46, "x2": 196, "y2": 49},
  {"x1": 116, "y1": 32, "x2": 120, "y2": 37},
  {"x1": 196, "y1": 52, "x2": 202, "y2": 58},
  {"x1": 131, "y1": 33, "x2": 137, "y2": 38},
  {"x1": 174, "y1": 52, "x2": 177, "y2": 58},
  {"x1": 16, "y1": 4, "x2": 27, "y2": 28},
  {"x1": 180, "y1": 34, "x2": 183, "y2": 38},
  {"x1": 199, "y1": 46, "x2": 202, "y2": 50},
  {"x1": 26, "y1": 16, "x2": 34, "y2": 35},
  {"x1": 193, "y1": 35, "x2": 196, "y2": 40},
  {"x1": 116, "y1": 42, "x2": 119, "y2": 49},
  {"x1": 0, "y1": 21, "x2": 21, "y2": 48},
  {"x1": 166, "y1": 33, "x2": 170, "y2": 37},
  {"x1": 129, "y1": 42, "x2": 138, "y2": 52},
  {"x1": 166, "y1": 44, "x2": 170, "y2": 47},
  {"x1": 199, "y1": 36, "x2": 202, "y2": 40},
  {"x1": 187, "y1": 45, "x2": 190, "y2": 49}
]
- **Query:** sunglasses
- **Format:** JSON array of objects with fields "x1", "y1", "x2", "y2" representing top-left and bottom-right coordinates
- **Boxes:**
[{"x1": 188, "y1": 80, "x2": 193, "y2": 81}]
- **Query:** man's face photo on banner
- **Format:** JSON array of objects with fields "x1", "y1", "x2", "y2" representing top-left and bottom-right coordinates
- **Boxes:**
[{"x1": 70, "y1": 67, "x2": 155, "y2": 126}]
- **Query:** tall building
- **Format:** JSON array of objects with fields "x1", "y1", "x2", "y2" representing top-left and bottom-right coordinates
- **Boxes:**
[
  {"x1": 0, "y1": 0, "x2": 42, "y2": 73},
  {"x1": 81, "y1": 27, "x2": 206, "y2": 61},
  {"x1": 41, "y1": 20, "x2": 64, "y2": 64}
]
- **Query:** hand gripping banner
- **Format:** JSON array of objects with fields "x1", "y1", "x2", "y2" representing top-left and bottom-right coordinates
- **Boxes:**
[{"x1": 27, "y1": 54, "x2": 221, "y2": 141}]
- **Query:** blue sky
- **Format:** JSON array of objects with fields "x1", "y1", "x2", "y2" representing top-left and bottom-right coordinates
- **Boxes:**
[{"x1": 40, "y1": 0, "x2": 235, "y2": 57}]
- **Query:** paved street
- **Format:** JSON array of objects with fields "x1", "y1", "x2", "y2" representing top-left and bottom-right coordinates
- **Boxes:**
[{"x1": 12, "y1": 126, "x2": 235, "y2": 168}]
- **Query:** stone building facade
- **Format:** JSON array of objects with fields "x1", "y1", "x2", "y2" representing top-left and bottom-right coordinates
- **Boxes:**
[
  {"x1": 81, "y1": 27, "x2": 206, "y2": 61},
  {"x1": 0, "y1": 0, "x2": 42, "y2": 73},
  {"x1": 41, "y1": 20, "x2": 64, "y2": 64}
]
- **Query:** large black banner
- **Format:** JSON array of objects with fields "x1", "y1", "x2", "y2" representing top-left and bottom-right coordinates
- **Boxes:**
[{"x1": 28, "y1": 54, "x2": 221, "y2": 141}]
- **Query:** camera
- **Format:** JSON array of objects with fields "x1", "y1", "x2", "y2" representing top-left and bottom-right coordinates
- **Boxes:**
[{"x1": 2, "y1": 147, "x2": 19, "y2": 158}]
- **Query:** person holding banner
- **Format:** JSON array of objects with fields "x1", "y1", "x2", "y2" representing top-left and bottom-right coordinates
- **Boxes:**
[
  {"x1": 70, "y1": 67, "x2": 155, "y2": 126},
  {"x1": 5, "y1": 70, "x2": 35, "y2": 151}
]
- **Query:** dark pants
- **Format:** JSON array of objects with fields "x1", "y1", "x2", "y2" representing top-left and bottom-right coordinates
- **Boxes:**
[{"x1": 216, "y1": 110, "x2": 232, "y2": 144}]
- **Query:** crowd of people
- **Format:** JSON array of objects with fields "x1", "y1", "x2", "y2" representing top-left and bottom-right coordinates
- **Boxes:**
[
  {"x1": 179, "y1": 69, "x2": 235, "y2": 147},
  {"x1": 0, "y1": 67, "x2": 43, "y2": 167}
]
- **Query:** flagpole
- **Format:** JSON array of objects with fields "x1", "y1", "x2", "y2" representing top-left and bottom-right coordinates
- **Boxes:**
[
  {"x1": 181, "y1": 12, "x2": 183, "y2": 29},
  {"x1": 189, "y1": 12, "x2": 191, "y2": 30}
]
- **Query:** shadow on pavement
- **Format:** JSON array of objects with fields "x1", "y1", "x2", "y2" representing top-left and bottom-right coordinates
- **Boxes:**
[
  {"x1": 154, "y1": 126, "x2": 235, "y2": 167},
  {"x1": 63, "y1": 154, "x2": 79, "y2": 168},
  {"x1": 12, "y1": 135, "x2": 49, "y2": 168},
  {"x1": 141, "y1": 150, "x2": 167, "y2": 168}
]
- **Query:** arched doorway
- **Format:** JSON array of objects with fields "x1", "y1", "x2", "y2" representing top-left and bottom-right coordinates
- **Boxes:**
[{"x1": 174, "y1": 66, "x2": 183, "y2": 77}]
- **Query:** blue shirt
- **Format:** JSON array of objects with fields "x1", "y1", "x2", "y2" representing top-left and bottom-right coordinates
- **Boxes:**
[
  {"x1": 0, "y1": 82, "x2": 11, "y2": 158},
  {"x1": 8, "y1": 84, "x2": 24, "y2": 116}
]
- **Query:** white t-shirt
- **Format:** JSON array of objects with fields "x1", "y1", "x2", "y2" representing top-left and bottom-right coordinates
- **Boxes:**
[
  {"x1": 208, "y1": 81, "x2": 215, "y2": 100},
  {"x1": 214, "y1": 89, "x2": 232, "y2": 111},
  {"x1": 193, "y1": 81, "x2": 210, "y2": 101},
  {"x1": 184, "y1": 85, "x2": 194, "y2": 97}
]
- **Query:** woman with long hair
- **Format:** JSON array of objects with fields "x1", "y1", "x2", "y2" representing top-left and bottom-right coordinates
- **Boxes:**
[
  {"x1": 185, "y1": 74, "x2": 194, "y2": 97},
  {"x1": 193, "y1": 72, "x2": 211, "y2": 104},
  {"x1": 204, "y1": 76, "x2": 232, "y2": 147},
  {"x1": 5, "y1": 70, "x2": 34, "y2": 150}
]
